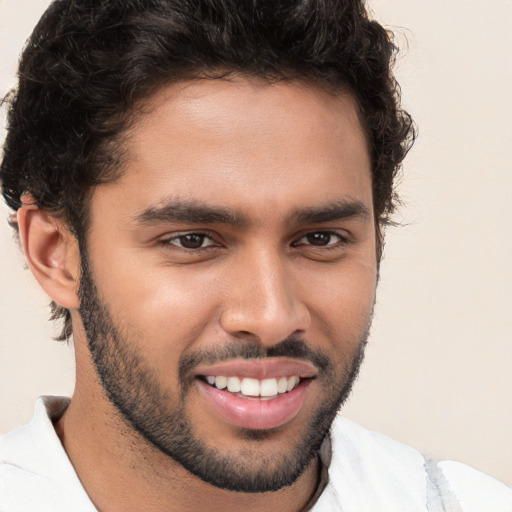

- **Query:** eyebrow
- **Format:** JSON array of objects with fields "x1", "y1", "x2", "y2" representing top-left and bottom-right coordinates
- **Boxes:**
[
  {"x1": 134, "y1": 198, "x2": 371, "y2": 228},
  {"x1": 135, "y1": 199, "x2": 249, "y2": 228},
  {"x1": 290, "y1": 200, "x2": 371, "y2": 225}
]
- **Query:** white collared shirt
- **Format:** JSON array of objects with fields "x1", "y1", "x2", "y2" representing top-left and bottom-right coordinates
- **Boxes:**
[{"x1": 1, "y1": 396, "x2": 511, "y2": 512}]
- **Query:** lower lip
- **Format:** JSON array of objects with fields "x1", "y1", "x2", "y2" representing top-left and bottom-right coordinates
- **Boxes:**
[{"x1": 197, "y1": 379, "x2": 310, "y2": 430}]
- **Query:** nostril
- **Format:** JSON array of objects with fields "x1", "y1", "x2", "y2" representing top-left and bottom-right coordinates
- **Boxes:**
[{"x1": 229, "y1": 330, "x2": 259, "y2": 341}]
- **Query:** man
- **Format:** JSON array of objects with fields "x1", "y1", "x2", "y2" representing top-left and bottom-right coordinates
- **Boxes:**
[{"x1": 0, "y1": 0, "x2": 510, "y2": 510}]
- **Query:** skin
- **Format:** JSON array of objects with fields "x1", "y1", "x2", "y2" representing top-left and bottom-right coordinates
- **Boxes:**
[{"x1": 19, "y1": 78, "x2": 377, "y2": 512}]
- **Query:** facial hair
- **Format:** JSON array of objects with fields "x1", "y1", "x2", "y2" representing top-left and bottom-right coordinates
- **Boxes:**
[{"x1": 78, "y1": 251, "x2": 371, "y2": 493}]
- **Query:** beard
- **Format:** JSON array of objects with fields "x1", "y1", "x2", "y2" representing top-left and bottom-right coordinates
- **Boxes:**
[{"x1": 78, "y1": 252, "x2": 371, "y2": 493}]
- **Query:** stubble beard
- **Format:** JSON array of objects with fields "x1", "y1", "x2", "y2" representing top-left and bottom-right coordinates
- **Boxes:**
[{"x1": 78, "y1": 252, "x2": 372, "y2": 493}]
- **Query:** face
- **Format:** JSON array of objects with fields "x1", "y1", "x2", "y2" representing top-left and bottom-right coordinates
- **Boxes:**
[{"x1": 77, "y1": 78, "x2": 377, "y2": 492}]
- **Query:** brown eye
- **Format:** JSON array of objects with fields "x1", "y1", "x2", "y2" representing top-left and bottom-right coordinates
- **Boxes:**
[
  {"x1": 305, "y1": 232, "x2": 333, "y2": 246},
  {"x1": 177, "y1": 234, "x2": 208, "y2": 249},
  {"x1": 160, "y1": 232, "x2": 216, "y2": 250},
  {"x1": 295, "y1": 231, "x2": 345, "y2": 247}
]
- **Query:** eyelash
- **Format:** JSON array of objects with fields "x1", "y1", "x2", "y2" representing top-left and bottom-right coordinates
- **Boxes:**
[
  {"x1": 159, "y1": 230, "x2": 349, "y2": 252},
  {"x1": 159, "y1": 232, "x2": 217, "y2": 251},
  {"x1": 292, "y1": 230, "x2": 349, "y2": 249}
]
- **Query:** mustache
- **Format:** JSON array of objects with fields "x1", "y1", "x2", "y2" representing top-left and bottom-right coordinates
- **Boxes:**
[{"x1": 178, "y1": 337, "x2": 331, "y2": 384}]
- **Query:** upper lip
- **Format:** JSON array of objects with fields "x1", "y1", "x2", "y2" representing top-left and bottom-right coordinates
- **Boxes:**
[{"x1": 194, "y1": 358, "x2": 318, "y2": 380}]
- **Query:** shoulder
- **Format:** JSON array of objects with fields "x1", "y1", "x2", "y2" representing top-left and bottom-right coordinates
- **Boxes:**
[
  {"x1": 320, "y1": 416, "x2": 512, "y2": 512},
  {"x1": 0, "y1": 396, "x2": 95, "y2": 512},
  {"x1": 436, "y1": 459, "x2": 512, "y2": 512}
]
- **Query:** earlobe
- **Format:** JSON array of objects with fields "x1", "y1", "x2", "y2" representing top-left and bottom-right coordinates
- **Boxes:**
[{"x1": 17, "y1": 200, "x2": 80, "y2": 310}]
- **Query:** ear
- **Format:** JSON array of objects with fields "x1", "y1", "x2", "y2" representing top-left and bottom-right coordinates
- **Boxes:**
[{"x1": 17, "y1": 198, "x2": 81, "y2": 310}]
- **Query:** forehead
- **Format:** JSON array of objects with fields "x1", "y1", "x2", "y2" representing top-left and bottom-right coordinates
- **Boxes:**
[{"x1": 92, "y1": 77, "x2": 372, "y2": 224}]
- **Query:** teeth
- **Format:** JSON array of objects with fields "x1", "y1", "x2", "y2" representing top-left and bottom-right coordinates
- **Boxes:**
[
  {"x1": 260, "y1": 378, "x2": 278, "y2": 397},
  {"x1": 287, "y1": 376, "x2": 299, "y2": 392},
  {"x1": 209, "y1": 375, "x2": 301, "y2": 398},
  {"x1": 227, "y1": 376, "x2": 241, "y2": 393},
  {"x1": 241, "y1": 378, "x2": 260, "y2": 396},
  {"x1": 215, "y1": 376, "x2": 227, "y2": 389},
  {"x1": 277, "y1": 376, "x2": 288, "y2": 393}
]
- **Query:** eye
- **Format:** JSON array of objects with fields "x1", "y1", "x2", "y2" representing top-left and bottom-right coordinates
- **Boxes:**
[
  {"x1": 161, "y1": 232, "x2": 217, "y2": 250},
  {"x1": 294, "y1": 230, "x2": 347, "y2": 248}
]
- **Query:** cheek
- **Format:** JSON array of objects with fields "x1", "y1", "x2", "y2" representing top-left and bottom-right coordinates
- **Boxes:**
[
  {"x1": 300, "y1": 259, "x2": 376, "y2": 340},
  {"x1": 91, "y1": 254, "x2": 223, "y2": 375},
  {"x1": 135, "y1": 276, "x2": 216, "y2": 335}
]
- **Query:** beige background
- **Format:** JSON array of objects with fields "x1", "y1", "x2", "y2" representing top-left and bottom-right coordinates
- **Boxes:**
[{"x1": 1, "y1": 0, "x2": 511, "y2": 488}]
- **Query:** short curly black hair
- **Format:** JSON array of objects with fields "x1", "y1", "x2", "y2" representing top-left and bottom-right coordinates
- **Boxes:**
[{"x1": 1, "y1": 0, "x2": 415, "y2": 341}]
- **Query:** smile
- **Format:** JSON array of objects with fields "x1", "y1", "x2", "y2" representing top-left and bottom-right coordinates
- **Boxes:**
[
  {"x1": 204, "y1": 375, "x2": 302, "y2": 400},
  {"x1": 193, "y1": 359, "x2": 317, "y2": 430}
]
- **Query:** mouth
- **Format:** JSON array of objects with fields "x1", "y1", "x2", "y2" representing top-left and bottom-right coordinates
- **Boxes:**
[
  {"x1": 194, "y1": 359, "x2": 316, "y2": 430},
  {"x1": 201, "y1": 375, "x2": 302, "y2": 400}
]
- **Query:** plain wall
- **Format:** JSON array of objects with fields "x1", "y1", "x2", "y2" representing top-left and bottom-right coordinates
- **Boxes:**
[{"x1": 1, "y1": 0, "x2": 511, "y2": 487}]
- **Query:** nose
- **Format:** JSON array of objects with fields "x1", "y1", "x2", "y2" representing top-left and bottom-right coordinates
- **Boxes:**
[{"x1": 219, "y1": 250, "x2": 310, "y2": 346}]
